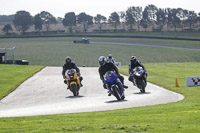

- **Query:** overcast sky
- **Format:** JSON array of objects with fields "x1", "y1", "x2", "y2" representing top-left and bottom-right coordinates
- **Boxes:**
[{"x1": 1, "y1": 0, "x2": 200, "y2": 18}]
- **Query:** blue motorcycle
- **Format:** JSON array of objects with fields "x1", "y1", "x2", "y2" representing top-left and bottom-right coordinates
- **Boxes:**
[{"x1": 104, "y1": 71, "x2": 125, "y2": 101}]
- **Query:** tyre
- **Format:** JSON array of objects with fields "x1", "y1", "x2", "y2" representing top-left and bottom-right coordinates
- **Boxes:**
[
  {"x1": 71, "y1": 84, "x2": 78, "y2": 96},
  {"x1": 111, "y1": 85, "x2": 121, "y2": 101},
  {"x1": 121, "y1": 94, "x2": 125, "y2": 100},
  {"x1": 140, "y1": 80, "x2": 146, "y2": 93}
]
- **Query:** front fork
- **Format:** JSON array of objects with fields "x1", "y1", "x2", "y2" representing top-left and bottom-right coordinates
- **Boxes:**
[
  {"x1": 133, "y1": 79, "x2": 137, "y2": 86},
  {"x1": 109, "y1": 83, "x2": 124, "y2": 96}
]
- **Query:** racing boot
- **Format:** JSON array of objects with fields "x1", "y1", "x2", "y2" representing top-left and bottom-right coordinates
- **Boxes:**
[
  {"x1": 108, "y1": 91, "x2": 112, "y2": 96},
  {"x1": 80, "y1": 83, "x2": 83, "y2": 87},
  {"x1": 123, "y1": 84, "x2": 128, "y2": 89}
]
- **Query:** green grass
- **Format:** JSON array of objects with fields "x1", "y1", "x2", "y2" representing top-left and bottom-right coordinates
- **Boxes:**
[
  {"x1": 92, "y1": 37, "x2": 200, "y2": 48},
  {"x1": 0, "y1": 65, "x2": 44, "y2": 99},
  {"x1": 0, "y1": 62, "x2": 200, "y2": 133},
  {"x1": 0, "y1": 37, "x2": 200, "y2": 66},
  {"x1": 0, "y1": 37, "x2": 200, "y2": 132},
  {"x1": 82, "y1": 32, "x2": 200, "y2": 39},
  {"x1": 2, "y1": 31, "x2": 200, "y2": 39}
]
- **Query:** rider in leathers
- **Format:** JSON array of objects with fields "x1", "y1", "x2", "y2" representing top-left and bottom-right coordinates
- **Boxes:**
[
  {"x1": 128, "y1": 56, "x2": 147, "y2": 84},
  {"x1": 62, "y1": 56, "x2": 83, "y2": 88},
  {"x1": 98, "y1": 56, "x2": 128, "y2": 96},
  {"x1": 107, "y1": 54, "x2": 116, "y2": 65}
]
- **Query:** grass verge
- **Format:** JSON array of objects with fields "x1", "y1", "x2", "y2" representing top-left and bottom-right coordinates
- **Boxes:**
[
  {"x1": 0, "y1": 64, "x2": 44, "y2": 100},
  {"x1": 0, "y1": 62, "x2": 200, "y2": 133},
  {"x1": 0, "y1": 37, "x2": 200, "y2": 66}
]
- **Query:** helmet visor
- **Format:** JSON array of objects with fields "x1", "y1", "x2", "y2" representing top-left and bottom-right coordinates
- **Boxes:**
[
  {"x1": 66, "y1": 59, "x2": 71, "y2": 63},
  {"x1": 99, "y1": 61, "x2": 104, "y2": 66},
  {"x1": 131, "y1": 59, "x2": 136, "y2": 63}
]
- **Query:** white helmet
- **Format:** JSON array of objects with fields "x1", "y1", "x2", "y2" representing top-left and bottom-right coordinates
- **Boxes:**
[
  {"x1": 108, "y1": 54, "x2": 112, "y2": 59},
  {"x1": 99, "y1": 56, "x2": 107, "y2": 66}
]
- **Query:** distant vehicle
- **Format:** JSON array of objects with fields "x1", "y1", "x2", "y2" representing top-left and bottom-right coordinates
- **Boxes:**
[{"x1": 73, "y1": 38, "x2": 90, "y2": 44}]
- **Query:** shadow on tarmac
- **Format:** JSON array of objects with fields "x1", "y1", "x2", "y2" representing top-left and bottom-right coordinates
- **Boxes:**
[
  {"x1": 66, "y1": 95, "x2": 84, "y2": 99},
  {"x1": 133, "y1": 92, "x2": 151, "y2": 95},
  {"x1": 105, "y1": 99, "x2": 128, "y2": 103}
]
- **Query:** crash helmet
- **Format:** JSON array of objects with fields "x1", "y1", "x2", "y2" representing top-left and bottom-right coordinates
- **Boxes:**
[
  {"x1": 108, "y1": 54, "x2": 112, "y2": 59},
  {"x1": 99, "y1": 56, "x2": 107, "y2": 66},
  {"x1": 65, "y1": 56, "x2": 72, "y2": 64},
  {"x1": 130, "y1": 56, "x2": 137, "y2": 63}
]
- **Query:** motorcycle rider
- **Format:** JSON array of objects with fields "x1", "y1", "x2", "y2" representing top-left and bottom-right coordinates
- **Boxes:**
[
  {"x1": 107, "y1": 54, "x2": 116, "y2": 65},
  {"x1": 98, "y1": 56, "x2": 128, "y2": 96},
  {"x1": 62, "y1": 56, "x2": 83, "y2": 89},
  {"x1": 128, "y1": 56, "x2": 147, "y2": 85}
]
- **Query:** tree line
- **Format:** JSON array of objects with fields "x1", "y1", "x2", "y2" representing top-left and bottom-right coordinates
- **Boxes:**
[{"x1": 1, "y1": 4, "x2": 200, "y2": 34}]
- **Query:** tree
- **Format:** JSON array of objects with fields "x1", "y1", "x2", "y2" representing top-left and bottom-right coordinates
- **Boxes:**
[
  {"x1": 185, "y1": 11, "x2": 197, "y2": 31},
  {"x1": 108, "y1": 12, "x2": 120, "y2": 31},
  {"x1": 94, "y1": 14, "x2": 107, "y2": 32},
  {"x1": 77, "y1": 12, "x2": 93, "y2": 33},
  {"x1": 176, "y1": 8, "x2": 188, "y2": 31},
  {"x1": 144, "y1": 4, "x2": 158, "y2": 30},
  {"x1": 62, "y1": 12, "x2": 76, "y2": 33},
  {"x1": 168, "y1": 8, "x2": 181, "y2": 31},
  {"x1": 119, "y1": 11, "x2": 126, "y2": 31},
  {"x1": 34, "y1": 14, "x2": 43, "y2": 31},
  {"x1": 125, "y1": 8, "x2": 136, "y2": 31},
  {"x1": 40, "y1": 11, "x2": 57, "y2": 31},
  {"x1": 140, "y1": 9, "x2": 150, "y2": 31},
  {"x1": 197, "y1": 13, "x2": 200, "y2": 23},
  {"x1": 156, "y1": 8, "x2": 167, "y2": 31},
  {"x1": 13, "y1": 10, "x2": 33, "y2": 34},
  {"x1": 2, "y1": 24, "x2": 12, "y2": 34},
  {"x1": 165, "y1": 8, "x2": 172, "y2": 31},
  {"x1": 126, "y1": 6, "x2": 143, "y2": 31}
]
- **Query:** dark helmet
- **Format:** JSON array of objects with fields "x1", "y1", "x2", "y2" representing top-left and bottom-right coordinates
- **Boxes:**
[
  {"x1": 99, "y1": 56, "x2": 107, "y2": 66},
  {"x1": 65, "y1": 56, "x2": 72, "y2": 64},
  {"x1": 130, "y1": 56, "x2": 137, "y2": 63},
  {"x1": 108, "y1": 54, "x2": 112, "y2": 59}
]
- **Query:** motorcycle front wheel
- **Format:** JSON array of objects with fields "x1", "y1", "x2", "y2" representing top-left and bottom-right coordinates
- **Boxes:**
[
  {"x1": 140, "y1": 80, "x2": 146, "y2": 93},
  {"x1": 111, "y1": 86, "x2": 121, "y2": 101},
  {"x1": 70, "y1": 84, "x2": 79, "y2": 96}
]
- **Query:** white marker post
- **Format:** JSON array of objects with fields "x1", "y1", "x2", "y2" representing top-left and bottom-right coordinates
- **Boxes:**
[{"x1": 115, "y1": 62, "x2": 122, "y2": 67}]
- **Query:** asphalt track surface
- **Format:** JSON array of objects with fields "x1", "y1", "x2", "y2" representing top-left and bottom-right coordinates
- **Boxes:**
[
  {"x1": 92, "y1": 41, "x2": 200, "y2": 50},
  {"x1": 0, "y1": 67, "x2": 184, "y2": 118}
]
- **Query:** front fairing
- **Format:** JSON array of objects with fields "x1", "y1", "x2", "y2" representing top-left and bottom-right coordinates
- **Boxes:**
[
  {"x1": 104, "y1": 71, "x2": 118, "y2": 84},
  {"x1": 66, "y1": 69, "x2": 78, "y2": 80},
  {"x1": 104, "y1": 71, "x2": 123, "y2": 95},
  {"x1": 133, "y1": 69, "x2": 145, "y2": 78}
]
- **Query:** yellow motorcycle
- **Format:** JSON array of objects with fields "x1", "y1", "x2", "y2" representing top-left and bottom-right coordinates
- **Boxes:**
[{"x1": 65, "y1": 69, "x2": 81, "y2": 96}]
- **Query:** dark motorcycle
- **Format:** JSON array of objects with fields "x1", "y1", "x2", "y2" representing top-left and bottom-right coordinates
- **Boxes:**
[
  {"x1": 131, "y1": 66, "x2": 147, "y2": 93},
  {"x1": 104, "y1": 71, "x2": 125, "y2": 101}
]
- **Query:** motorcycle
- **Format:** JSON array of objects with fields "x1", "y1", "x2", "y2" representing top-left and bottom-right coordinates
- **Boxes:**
[
  {"x1": 65, "y1": 69, "x2": 81, "y2": 96},
  {"x1": 131, "y1": 66, "x2": 147, "y2": 93},
  {"x1": 104, "y1": 71, "x2": 125, "y2": 101}
]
